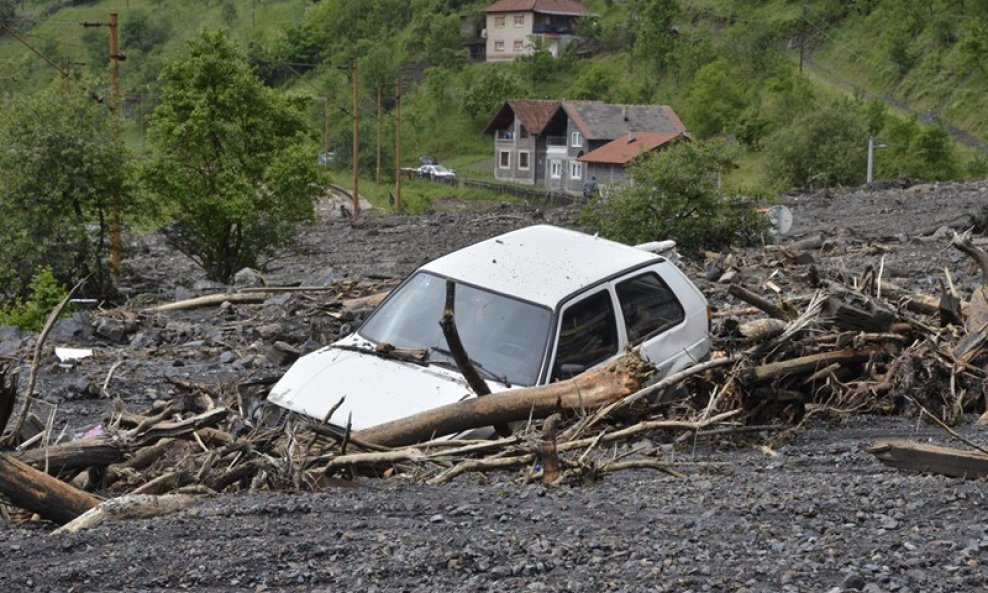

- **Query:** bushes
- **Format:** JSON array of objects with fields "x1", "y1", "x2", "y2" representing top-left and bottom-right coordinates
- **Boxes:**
[
  {"x1": 581, "y1": 140, "x2": 766, "y2": 254},
  {"x1": 0, "y1": 268, "x2": 68, "y2": 332}
]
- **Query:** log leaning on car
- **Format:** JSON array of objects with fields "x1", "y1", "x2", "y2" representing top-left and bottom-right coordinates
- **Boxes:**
[{"x1": 354, "y1": 351, "x2": 654, "y2": 448}]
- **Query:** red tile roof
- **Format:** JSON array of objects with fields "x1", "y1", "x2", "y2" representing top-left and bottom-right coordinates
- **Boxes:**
[
  {"x1": 483, "y1": 0, "x2": 589, "y2": 15},
  {"x1": 483, "y1": 99, "x2": 563, "y2": 135},
  {"x1": 577, "y1": 131, "x2": 685, "y2": 165}
]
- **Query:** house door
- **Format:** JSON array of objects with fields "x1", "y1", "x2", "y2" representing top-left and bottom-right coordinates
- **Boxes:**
[{"x1": 547, "y1": 159, "x2": 563, "y2": 190}]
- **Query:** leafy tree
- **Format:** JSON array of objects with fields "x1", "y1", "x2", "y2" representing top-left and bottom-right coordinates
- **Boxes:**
[
  {"x1": 764, "y1": 99, "x2": 868, "y2": 189},
  {"x1": 684, "y1": 60, "x2": 746, "y2": 138},
  {"x1": 140, "y1": 31, "x2": 322, "y2": 283},
  {"x1": 628, "y1": 0, "x2": 680, "y2": 73},
  {"x1": 0, "y1": 85, "x2": 127, "y2": 301},
  {"x1": 567, "y1": 62, "x2": 620, "y2": 101},
  {"x1": 122, "y1": 10, "x2": 172, "y2": 54},
  {"x1": 580, "y1": 140, "x2": 765, "y2": 253},
  {"x1": 515, "y1": 38, "x2": 559, "y2": 87},
  {"x1": 460, "y1": 68, "x2": 522, "y2": 119}
]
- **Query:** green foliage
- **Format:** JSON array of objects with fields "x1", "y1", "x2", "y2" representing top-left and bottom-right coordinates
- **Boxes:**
[
  {"x1": 683, "y1": 60, "x2": 745, "y2": 138},
  {"x1": 875, "y1": 118, "x2": 960, "y2": 181},
  {"x1": 515, "y1": 38, "x2": 560, "y2": 86},
  {"x1": 0, "y1": 267, "x2": 68, "y2": 332},
  {"x1": 0, "y1": 84, "x2": 126, "y2": 301},
  {"x1": 567, "y1": 62, "x2": 620, "y2": 101},
  {"x1": 628, "y1": 0, "x2": 680, "y2": 73},
  {"x1": 140, "y1": 31, "x2": 322, "y2": 283},
  {"x1": 764, "y1": 99, "x2": 868, "y2": 189},
  {"x1": 580, "y1": 140, "x2": 765, "y2": 253},
  {"x1": 460, "y1": 68, "x2": 522, "y2": 119}
]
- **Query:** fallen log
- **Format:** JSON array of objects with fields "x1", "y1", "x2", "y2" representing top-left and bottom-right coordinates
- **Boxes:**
[
  {"x1": 53, "y1": 493, "x2": 200, "y2": 535},
  {"x1": 355, "y1": 352, "x2": 653, "y2": 447},
  {"x1": 727, "y1": 284, "x2": 794, "y2": 321},
  {"x1": 0, "y1": 452, "x2": 101, "y2": 525},
  {"x1": 16, "y1": 438, "x2": 129, "y2": 474},
  {"x1": 740, "y1": 347, "x2": 881, "y2": 383},
  {"x1": 868, "y1": 439, "x2": 988, "y2": 479}
]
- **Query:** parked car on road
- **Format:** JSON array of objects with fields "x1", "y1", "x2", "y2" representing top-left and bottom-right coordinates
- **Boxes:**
[
  {"x1": 268, "y1": 225, "x2": 711, "y2": 436},
  {"x1": 417, "y1": 164, "x2": 457, "y2": 181}
]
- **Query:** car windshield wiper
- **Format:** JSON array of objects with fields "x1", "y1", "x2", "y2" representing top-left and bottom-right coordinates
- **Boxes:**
[
  {"x1": 429, "y1": 347, "x2": 511, "y2": 387},
  {"x1": 336, "y1": 342, "x2": 428, "y2": 365}
]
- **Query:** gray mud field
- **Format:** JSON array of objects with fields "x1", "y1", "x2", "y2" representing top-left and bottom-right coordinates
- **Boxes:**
[{"x1": 2, "y1": 181, "x2": 988, "y2": 593}]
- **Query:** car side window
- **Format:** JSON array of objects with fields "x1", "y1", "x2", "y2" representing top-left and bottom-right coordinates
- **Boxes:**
[
  {"x1": 616, "y1": 272, "x2": 686, "y2": 344},
  {"x1": 551, "y1": 290, "x2": 618, "y2": 381}
]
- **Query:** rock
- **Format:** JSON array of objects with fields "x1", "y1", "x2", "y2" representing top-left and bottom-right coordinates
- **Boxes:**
[
  {"x1": 304, "y1": 268, "x2": 339, "y2": 287},
  {"x1": 234, "y1": 268, "x2": 265, "y2": 287},
  {"x1": 50, "y1": 312, "x2": 94, "y2": 342},
  {"x1": 0, "y1": 324, "x2": 23, "y2": 355},
  {"x1": 173, "y1": 286, "x2": 196, "y2": 302},
  {"x1": 267, "y1": 341, "x2": 301, "y2": 366},
  {"x1": 96, "y1": 318, "x2": 128, "y2": 343},
  {"x1": 219, "y1": 351, "x2": 237, "y2": 364},
  {"x1": 843, "y1": 573, "x2": 867, "y2": 590}
]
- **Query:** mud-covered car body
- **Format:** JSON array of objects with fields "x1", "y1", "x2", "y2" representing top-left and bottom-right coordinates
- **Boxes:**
[{"x1": 268, "y1": 225, "x2": 710, "y2": 433}]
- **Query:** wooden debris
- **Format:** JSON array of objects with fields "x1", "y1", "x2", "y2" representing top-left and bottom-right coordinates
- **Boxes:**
[
  {"x1": 53, "y1": 493, "x2": 201, "y2": 535},
  {"x1": 869, "y1": 439, "x2": 988, "y2": 479},
  {"x1": 0, "y1": 452, "x2": 101, "y2": 525}
]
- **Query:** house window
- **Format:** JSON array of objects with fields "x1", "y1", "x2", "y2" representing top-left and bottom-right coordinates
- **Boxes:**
[
  {"x1": 494, "y1": 16, "x2": 505, "y2": 27},
  {"x1": 550, "y1": 160, "x2": 562, "y2": 179},
  {"x1": 494, "y1": 40, "x2": 505, "y2": 52},
  {"x1": 571, "y1": 131, "x2": 583, "y2": 148},
  {"x1": 499, "y1": 150, "x2": 511, "y2": 169},
  {"x1": 513, "y1": 40, "x2": 524, "y2": 52},
  {"x1": 514, "y1": 15, "x2": 524, "y2": 27},
  {"x1": 570, "y1": 161, "x2": 582, "y2": 180},
  {"x1": 519, "y1": 151, "x2": 530, "y2": 170}
]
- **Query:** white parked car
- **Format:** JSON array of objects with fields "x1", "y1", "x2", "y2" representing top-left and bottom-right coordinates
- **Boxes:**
[
  {"x1": 268, "y1": 225, "x2": 711, "y2": 434},
  {"x1": 417, "y1": 164, "x2": 456, "y2": 181}
]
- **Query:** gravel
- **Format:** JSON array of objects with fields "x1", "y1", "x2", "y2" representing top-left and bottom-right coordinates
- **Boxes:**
[{"x1": 2, "y1": 182, "x2": 988, "y2": 593}]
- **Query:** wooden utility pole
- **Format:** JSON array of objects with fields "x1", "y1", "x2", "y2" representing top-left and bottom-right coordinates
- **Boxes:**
[
  {"x1": 83, "y1": 13, "x2": 124, "y2": 281},
  {"x1": 351, "y1": 60, "x2": 360, "y2": 219},
  {"x1": 394, "y1": 78, "x2": 402, "y2": 213},
  {"x1": 376, "y1": 84, "x2": 382, "y2": 186},
  {"x1": 109, "y1": 12, "x2": 122, "y2": 281}
]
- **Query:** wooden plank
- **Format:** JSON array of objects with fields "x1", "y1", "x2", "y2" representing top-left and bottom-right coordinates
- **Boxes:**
[{"x1": 868, "y1": 439, "x2": 988, "y2": 479}]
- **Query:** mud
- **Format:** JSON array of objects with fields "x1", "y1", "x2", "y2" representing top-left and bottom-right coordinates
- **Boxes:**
[{"x1": 2, "y1": 180, "x2": 988, "y2": 593}]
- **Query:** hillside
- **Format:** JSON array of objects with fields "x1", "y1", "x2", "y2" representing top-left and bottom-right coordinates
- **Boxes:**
[{"x1": 1, "y1": 0, "x2": 986, "y2": 195}]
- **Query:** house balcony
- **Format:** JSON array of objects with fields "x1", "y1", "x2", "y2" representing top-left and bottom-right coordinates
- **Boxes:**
[
  {"x1": 546, "y1": 135, "x2": 566, "y2": 147},
  {"x1": 496, "y1": 130, "x2": 516, "y2": 142},
  {"x1": 532, "y1": 24, "x2": 574, "y2": 35}
]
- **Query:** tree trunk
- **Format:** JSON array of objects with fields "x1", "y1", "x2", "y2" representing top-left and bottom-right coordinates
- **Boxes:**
[
  {"x1": 355, "y1": 353, "x2": 652, "y2": 447},
  {"x1": 0, "y1": 452, "x2": 101, "y2": 525}
]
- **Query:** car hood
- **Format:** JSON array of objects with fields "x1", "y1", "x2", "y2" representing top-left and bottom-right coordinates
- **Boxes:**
[{"x1": 267, "y1": 337, "x2": 496, "y2": 431}]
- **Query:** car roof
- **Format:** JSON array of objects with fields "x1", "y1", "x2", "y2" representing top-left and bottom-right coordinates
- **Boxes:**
[{"x1": 419, "y1": 224, "x2": 660, "y2": 308}]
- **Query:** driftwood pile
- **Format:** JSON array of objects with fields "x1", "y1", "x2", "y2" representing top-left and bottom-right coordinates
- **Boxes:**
[{"x1": 3, "y1": 230, "x2": 988, "y2": 530}]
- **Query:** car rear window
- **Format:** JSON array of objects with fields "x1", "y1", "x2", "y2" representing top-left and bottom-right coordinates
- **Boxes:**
[{"x1": 616, "y1": 272, "x2": 685, "y2": 344}]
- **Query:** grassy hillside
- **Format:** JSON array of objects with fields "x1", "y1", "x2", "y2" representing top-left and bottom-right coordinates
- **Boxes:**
[{"x1": 2, "y1": 0, "x2": 986, "y2": 197}]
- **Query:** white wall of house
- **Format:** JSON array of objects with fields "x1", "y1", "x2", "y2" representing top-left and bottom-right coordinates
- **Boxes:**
[{"x1": 486, "y1": 12, "x2": 533, "y2": 62}]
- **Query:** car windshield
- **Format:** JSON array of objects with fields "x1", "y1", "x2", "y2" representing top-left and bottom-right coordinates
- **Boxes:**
[{"x1": 358, "y1": 272, "x2": 552, "y2": 386}]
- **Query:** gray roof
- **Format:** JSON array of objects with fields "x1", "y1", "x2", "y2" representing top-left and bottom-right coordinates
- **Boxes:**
[{"x1": 562, "y1": 102, "x2": 686, "y2": 141}]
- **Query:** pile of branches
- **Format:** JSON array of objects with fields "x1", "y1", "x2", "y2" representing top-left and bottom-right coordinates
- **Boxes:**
[{"x1": 3, "y1": 231, "x2": 988, "y2": 531}]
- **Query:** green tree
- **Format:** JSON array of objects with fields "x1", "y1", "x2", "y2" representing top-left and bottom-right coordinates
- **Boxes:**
[
  {"x1": 580, "y1": 140, "x2": 764, "y2": 253},
  {"x1": 764, "y1": 99, "x2": 868, "y2": 189},
  {"x1": 628, "y1": 0, "x2": 680, "y2": 73},
  {"x1": 684, "y1": 60, "x2": 746, "y2": 138},
  {"x1": 460, "y1": 68, "x2": 522, "y2": 119},
  {"x1": 0, "y1": 85, "x2": 127, "y2": 301},
  {"x1": 140, "y1": 31, "x2": 322, "y2": 283}
]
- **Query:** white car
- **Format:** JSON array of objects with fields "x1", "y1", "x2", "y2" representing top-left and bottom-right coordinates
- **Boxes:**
[
  {"x1": 417, "y1": 164, "x2": 456, "y2": 181},
  {"x1": 268, "y1": 225, "x2": 710, "y2": 435}
]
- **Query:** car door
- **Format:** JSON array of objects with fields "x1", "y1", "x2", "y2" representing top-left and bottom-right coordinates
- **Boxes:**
[
  {"x1": 612, "y1": 265, "x2": 693, "y2": 378},
  {"x1": 547, "y1": 288, "x2": 620, "y2": 382}
]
